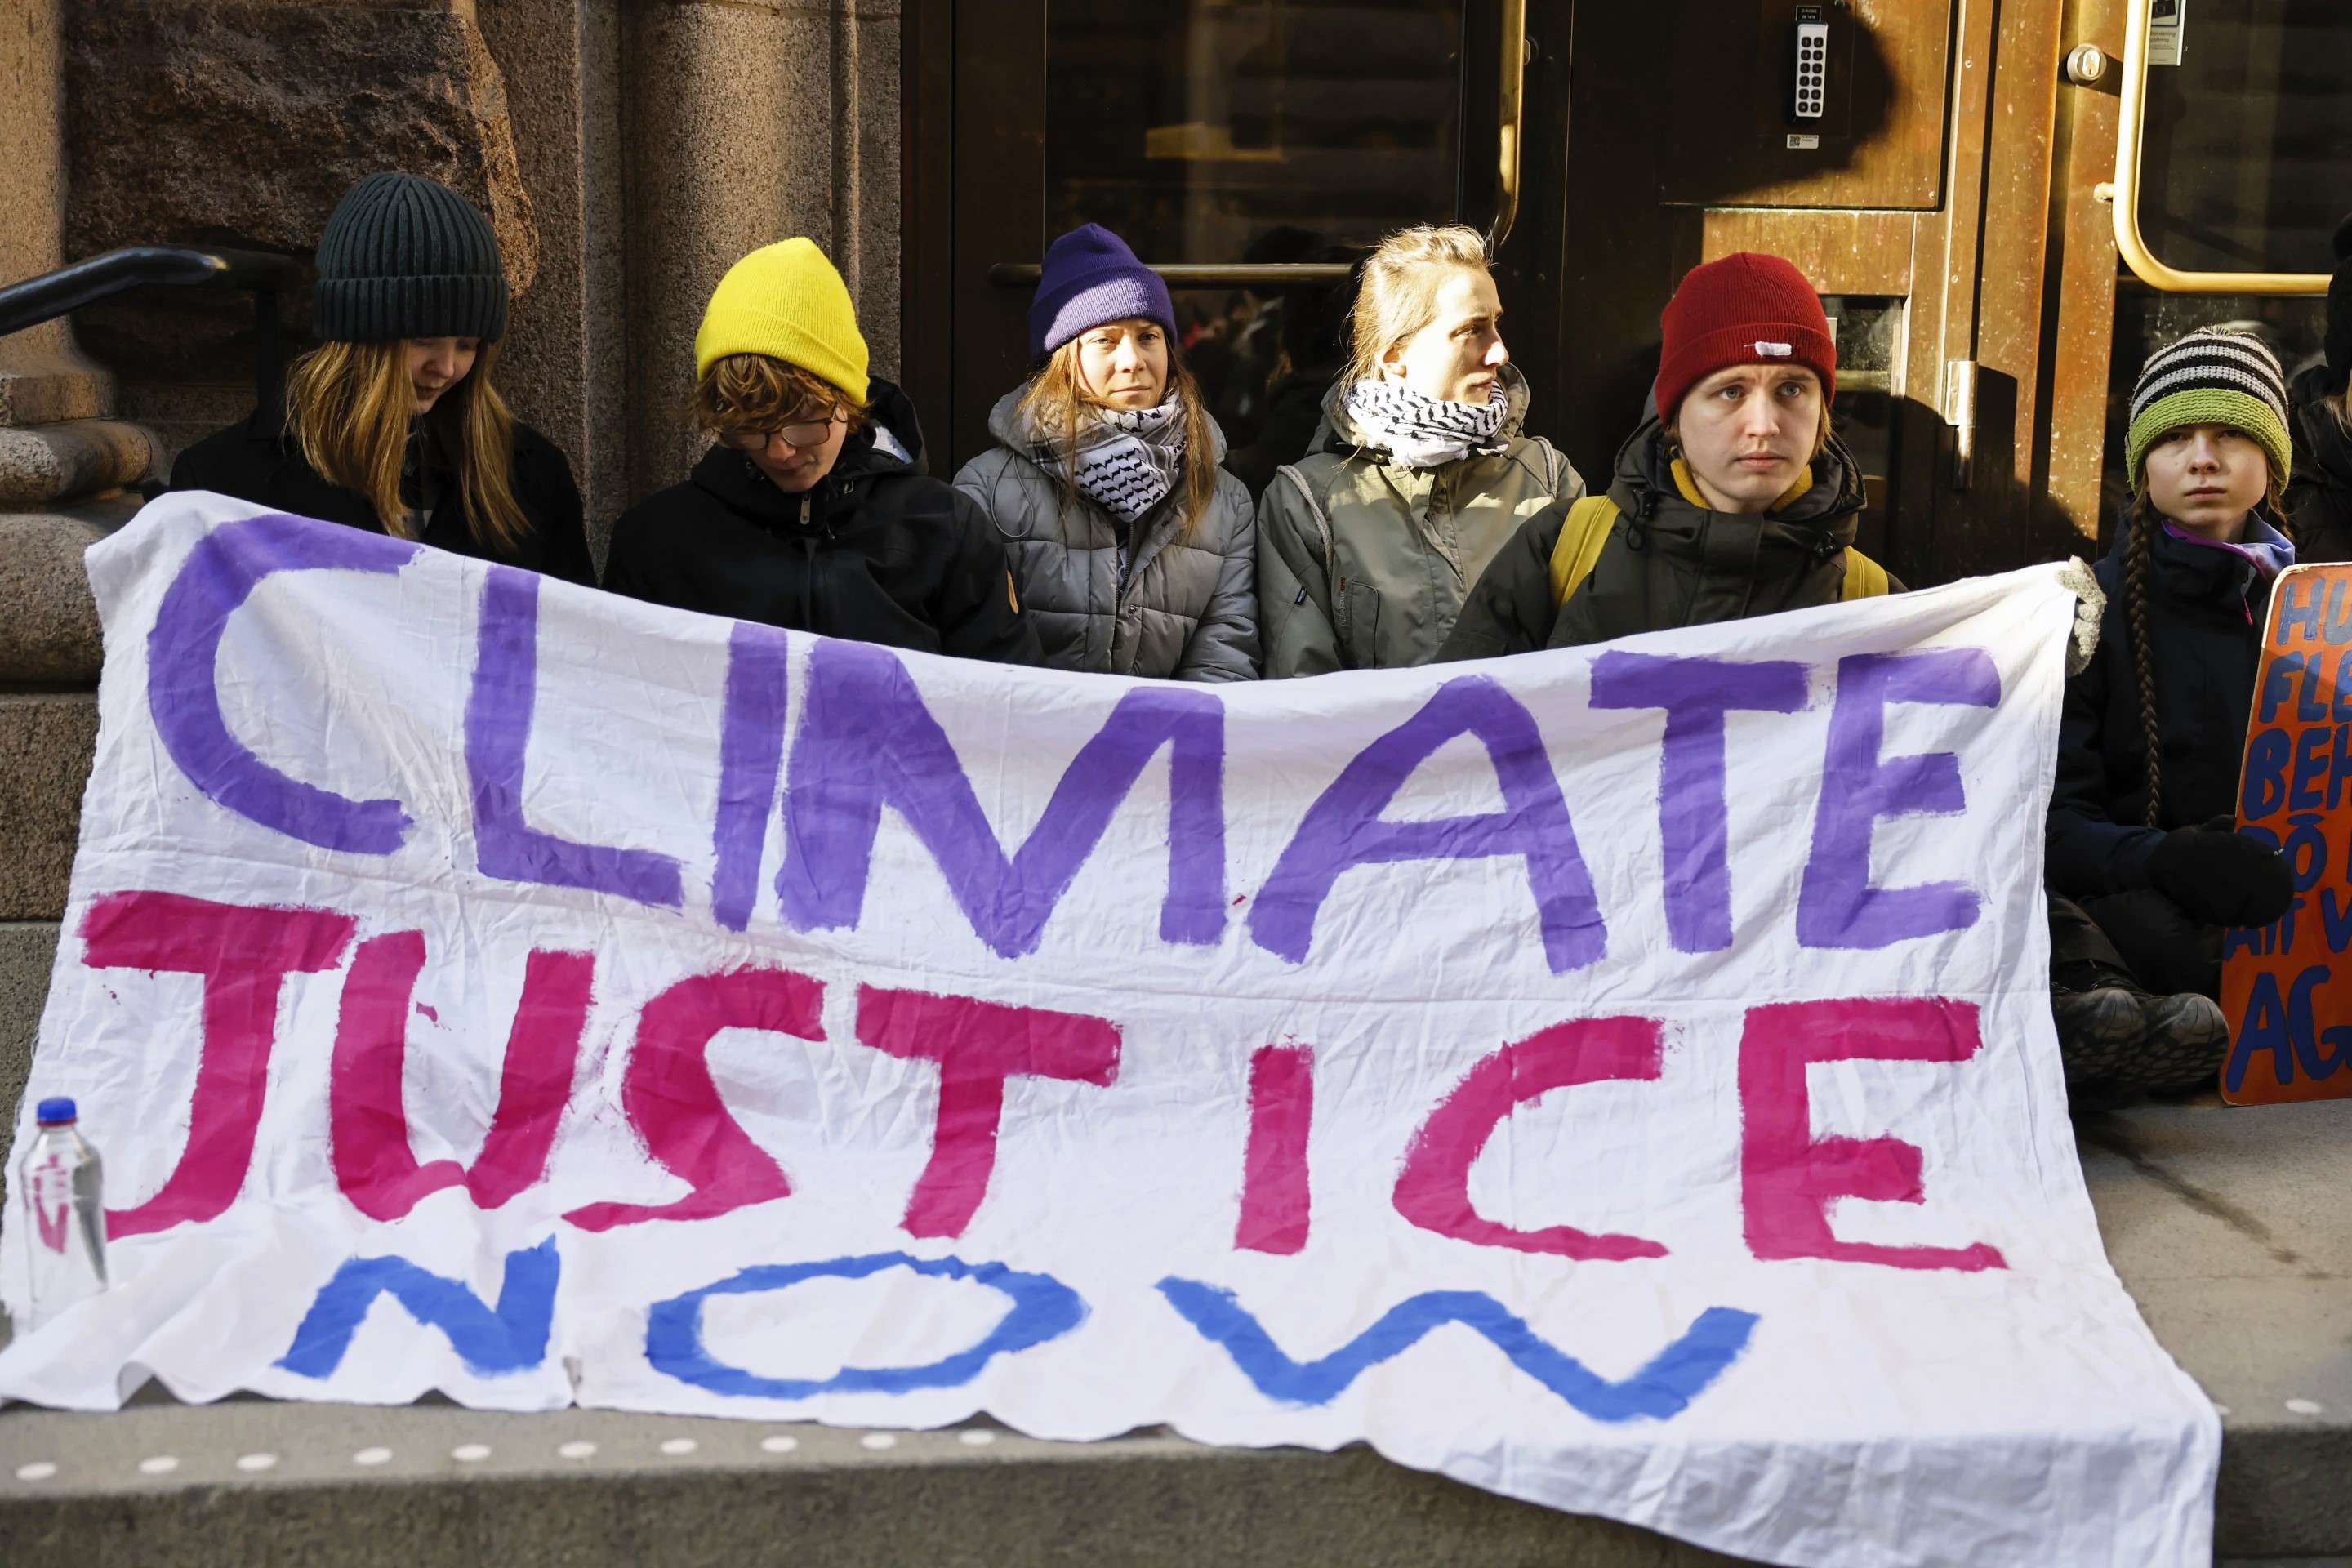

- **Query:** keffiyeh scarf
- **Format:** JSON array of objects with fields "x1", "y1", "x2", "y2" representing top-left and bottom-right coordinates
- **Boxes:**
[
  {"x1": 1342, "y1": 378, "x2": 1508, "y2": 469},
  {"x1": 1039, "y1": 395, "x2": 1189, "y2": 525}
]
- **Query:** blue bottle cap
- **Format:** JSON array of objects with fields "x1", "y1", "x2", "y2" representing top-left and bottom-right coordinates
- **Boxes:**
[{"x1": 35, "y1": 1098, "x2": 76, "y2": 1125}]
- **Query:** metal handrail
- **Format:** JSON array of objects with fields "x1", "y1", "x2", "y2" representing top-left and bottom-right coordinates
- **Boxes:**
[
  {"x1": 0, "y1": 245, "x2": 305, "y2": 407},
  {"x1": 989, "y1": 263, "x2": 1354, "y2": 288},
  {"x1": 1490, "y1": 0, "x2": 1526, "y2": 250},
  {"x1": 2111, "y1": 0, "x2": 2328, "y2": 295}
]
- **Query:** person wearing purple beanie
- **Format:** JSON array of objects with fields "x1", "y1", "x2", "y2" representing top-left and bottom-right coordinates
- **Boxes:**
[{"x1": 953, "y1": 224, "x2": 1260, "y2": 680}]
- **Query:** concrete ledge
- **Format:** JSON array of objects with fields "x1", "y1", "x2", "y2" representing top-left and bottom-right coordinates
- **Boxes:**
[
  {"x1": 0, "y1": 497, "x2": 136, "y2": 682},
  {"x1": 0, "y1": 1408, "x2": 1752, "y2": 1568},
  {"x1": 0, "y1": 421, "x2": 157, "y2": 509},
  {"x1": 0, "y1": 690, "x2": 97, "y2": 920},
  {"x1": 2078, "y1": 1101, "x2": 2352, "y2": 1557}
]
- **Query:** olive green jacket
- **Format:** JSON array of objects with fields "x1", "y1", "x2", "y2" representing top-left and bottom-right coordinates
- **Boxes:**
[{"x1": 1254, "y1": 366, "x2": 1584, "y2": 676}]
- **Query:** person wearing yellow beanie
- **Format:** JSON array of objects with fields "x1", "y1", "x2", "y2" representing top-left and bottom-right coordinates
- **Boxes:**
[{"x1": 606, "y1": 239, "x2": 1039, "y2": 665}]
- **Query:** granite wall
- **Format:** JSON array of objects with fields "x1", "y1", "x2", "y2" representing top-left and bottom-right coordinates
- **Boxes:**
[
  {"x1": 62, "y1": 0, "x2": 543, "y2": 470},
  {"x1": 620, "y1": 0, "x2": 902, "y2": 501},
  {"x1": 50, "y1": 0, "x2": 903, "y2": 537}
]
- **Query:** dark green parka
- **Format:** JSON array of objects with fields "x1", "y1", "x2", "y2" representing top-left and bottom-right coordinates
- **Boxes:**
[{"x1": 1438, "y1": 409, "x2": 1892, "y2": 658}]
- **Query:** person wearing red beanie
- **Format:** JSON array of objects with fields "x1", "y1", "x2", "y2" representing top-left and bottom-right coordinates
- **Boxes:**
[{"x1": 1438, "y1": 251, "x2": 1896, "y2": 660}]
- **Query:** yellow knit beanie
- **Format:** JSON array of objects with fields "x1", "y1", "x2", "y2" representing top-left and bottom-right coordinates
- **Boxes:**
[{"x1": 693, "y1": 238, "x2": 871, "y2": 402}]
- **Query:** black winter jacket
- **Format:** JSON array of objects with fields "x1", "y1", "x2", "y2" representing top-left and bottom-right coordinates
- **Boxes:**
[
  {"x1": 2287, "y1": 363, "x2": 2352, "y2": 564},
  {"x1": 168, "y1": 405, "x2": 595, "y2": 586},
  {"x1": 1437, "y1": 409, "x2": 1885, "y2": 658},
  {"x1": 2047, "y1": 518, "x2": 2287, "y2": 898},
  {"x1": 604, "y1": 380, "x2": 1040, "y2": 665}
]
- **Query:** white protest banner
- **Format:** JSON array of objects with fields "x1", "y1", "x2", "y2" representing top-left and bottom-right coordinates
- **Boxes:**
[{"x1": 2, "y1": 495, "x2": 2216, "y2": 1566}]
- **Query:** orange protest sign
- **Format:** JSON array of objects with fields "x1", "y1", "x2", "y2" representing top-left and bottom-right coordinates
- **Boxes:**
[{"x1": 2221, "y1": 563, "x2": 2352, "y2": 1104}]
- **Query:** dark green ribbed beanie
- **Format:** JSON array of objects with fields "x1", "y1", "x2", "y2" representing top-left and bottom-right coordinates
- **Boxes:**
[{"x1": 312, "y1": 172, "x2": 508, "y2": 343}]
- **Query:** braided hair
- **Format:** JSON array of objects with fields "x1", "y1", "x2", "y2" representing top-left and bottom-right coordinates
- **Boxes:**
[{"x1": 2122, "y1": 492, "x2": 2163, "y2": 827}]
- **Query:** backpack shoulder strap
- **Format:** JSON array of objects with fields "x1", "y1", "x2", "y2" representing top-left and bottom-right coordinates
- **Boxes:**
[
  {"x1": 1840, "y1": 548, "x2": 1891, "y2": 601},
  {"x1": 1275, "y1": 463, "x2": 1335, "y2": 571},
  {"x1": 1534, "y1": 437, "x2": 1568, "y2": 496},
  {"x1": 1548, "y1": 494, "x2": 1621, "y2": 611}
]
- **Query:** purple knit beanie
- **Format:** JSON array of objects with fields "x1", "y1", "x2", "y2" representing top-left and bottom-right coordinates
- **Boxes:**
[{"x1": 1029, "y1": 224, "x2": 1176, "y2": 361}]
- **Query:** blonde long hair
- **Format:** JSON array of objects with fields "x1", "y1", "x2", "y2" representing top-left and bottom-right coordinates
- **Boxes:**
[
  {"x1": 283, "y1": 338, "x2": 530, "y2": 554},
  {"x1": 1344, "y1": 224, "x2": 1493, "y2": 388},
  {"x1": 1018, "y1": 338, "x2": 1218, "y2": 538}
]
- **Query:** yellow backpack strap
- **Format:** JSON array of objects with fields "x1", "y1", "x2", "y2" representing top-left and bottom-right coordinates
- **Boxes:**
[
  {"x1": 1547, "y1": 495, "x2": 1621, "y2": 611},
  {"x1": 1839, "y1": 548, "x2": 1891, "y2": 601}
]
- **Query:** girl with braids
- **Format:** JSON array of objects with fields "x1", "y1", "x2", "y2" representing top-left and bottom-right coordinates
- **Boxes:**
[{"x1": 2047, "y1": 327, "x2": 2299, "y2": 1096}]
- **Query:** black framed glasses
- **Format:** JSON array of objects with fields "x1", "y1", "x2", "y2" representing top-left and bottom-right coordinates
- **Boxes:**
[{"x1": 723, "y1": 411, "x2": 842, "y2": 452}]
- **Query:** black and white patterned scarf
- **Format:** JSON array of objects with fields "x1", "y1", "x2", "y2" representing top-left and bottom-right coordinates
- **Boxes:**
[
  {"x1": 1036, "y1": 395, "x2": 1188, "y2": 525},
  {"x1": 1341, "y1": 378, "x2": 1508, "y2": 469}
]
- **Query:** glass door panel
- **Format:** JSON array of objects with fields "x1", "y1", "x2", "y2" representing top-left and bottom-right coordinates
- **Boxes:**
[
  {"x1": 2136, "y1": 0, "x2": 2351, "y2": 278},
  {"x1": 2104, "y1": 1, "x2": 2346, "y2": 528},
  {"x1": 1043, "y1": 2, "x2": 1468, "y2": 262}
]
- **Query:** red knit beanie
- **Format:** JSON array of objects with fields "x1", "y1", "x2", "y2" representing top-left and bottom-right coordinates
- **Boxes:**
[{"x1": 1653, "y1": 252, "x2": 1837, "y2": 422}]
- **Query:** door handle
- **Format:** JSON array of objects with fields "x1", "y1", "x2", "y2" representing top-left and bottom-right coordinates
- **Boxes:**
[
  {"x1": 987, "y1": 263, "x2": 1355, "y2": 287},
  {"x1": 1490, "y1": 0, "x2": 1527, "y2": 250}
]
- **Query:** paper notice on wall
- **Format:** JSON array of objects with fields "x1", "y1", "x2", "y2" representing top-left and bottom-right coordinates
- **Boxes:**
[
  {"x1": 2149, "y1": 0, "x2": 2186, "y2": 66},
  {"x1": 0, "y1": 496, "x2": 2221, "y2": 1568}
]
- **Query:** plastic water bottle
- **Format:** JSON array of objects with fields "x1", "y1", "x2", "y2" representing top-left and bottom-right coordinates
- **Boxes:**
[{"x1": 18, "y1": 1098, "x2": 108, "y2": 1330}]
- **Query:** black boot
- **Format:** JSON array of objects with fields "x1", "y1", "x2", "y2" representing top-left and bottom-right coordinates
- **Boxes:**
[
  {"x1": 2132, "y1": 990, "x2": 2230, "y2": 1094},
  {"x1": 2051, "y1": 957, "x2": 2151, "y2": 1090},
  {"x1": 2051, "y1": 956, "x2": 2227, "y2": 1098}
]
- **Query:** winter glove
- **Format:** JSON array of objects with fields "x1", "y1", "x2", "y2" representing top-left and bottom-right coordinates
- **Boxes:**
[{"x1": 2147, "y1": 817, "x2": 2294, "y2": 928}]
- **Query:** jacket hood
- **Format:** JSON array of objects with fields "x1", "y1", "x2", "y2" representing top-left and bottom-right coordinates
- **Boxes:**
[
  {"x1": 1603, "y1": 404, "x2": 1869, "y2": 556},
  {"x1": 2102, "y1": 506, "x2": 2290, "y2": 617},
  {"x1": 2292, "y1": 362, "x2": 2352, "y2": 492},
  {"x1": 689, "y1": 375, "x2": 924, "y2": 526},
  {"x1": 1312, "y1": 361, "x2": 1532, "y2": 461},
  {"x1": 985, "y1": 384, "x2": 1230, "y2": 471}
]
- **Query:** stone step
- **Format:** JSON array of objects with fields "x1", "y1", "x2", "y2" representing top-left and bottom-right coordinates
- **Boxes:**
[{"x1": 0, "y1": 421, "x2": 156, "y2": 510}]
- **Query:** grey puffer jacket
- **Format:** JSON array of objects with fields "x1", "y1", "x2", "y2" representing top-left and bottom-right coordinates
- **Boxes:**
[{"x1": 954, "y1": 390, "x2": 1260, "y2": 681}]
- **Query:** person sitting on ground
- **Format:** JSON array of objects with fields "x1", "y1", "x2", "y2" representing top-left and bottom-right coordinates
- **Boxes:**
[
  {"x1": 952, "y1": 223, "x2": 1258, "y2": 680},
  {"x1": 604, "y1": 238, "x2": 1039, "y2": 664},
  {"x1": 2047, "y1": 328, "x2": 2298, "y2": 1098},
  {"x1": 1254, "y1": 223, "x2": 1584, "y2": 676},
  {"x1": 171, "y1": 172, "x2": 594, "y2": 586},
  {"x1": 1438, "y1": 251, "x2": 1893, "y2": 658},
  {"x1": 2284, "y1": 212, "x2": 2352, "y2": 563}
]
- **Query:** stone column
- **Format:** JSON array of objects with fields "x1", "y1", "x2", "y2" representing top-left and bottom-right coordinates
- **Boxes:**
[
  {"x1": 477, "y1": 0, "x2": 628, "y2": 551},
  {"x1": 621, "y1": 0, "x2": 902, "y2": 502}
]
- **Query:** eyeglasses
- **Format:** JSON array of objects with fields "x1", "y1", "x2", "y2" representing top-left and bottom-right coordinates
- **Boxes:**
[{"x1": 723, "y1": 412, "x2": 841, "y2": 452}]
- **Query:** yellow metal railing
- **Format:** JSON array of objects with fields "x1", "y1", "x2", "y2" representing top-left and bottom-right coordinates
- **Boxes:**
[
  {"x1": 2111, "y1": 0, "x2": 2328, "y2": 295},
  {"x1": 1490, "y1": 0, "x2": 1526, "y2": 249}
]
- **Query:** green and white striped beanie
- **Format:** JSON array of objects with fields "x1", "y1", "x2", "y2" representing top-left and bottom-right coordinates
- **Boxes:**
[{"x1": 2125, "y1": 327, "x2": 2292, "y2": 488}]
